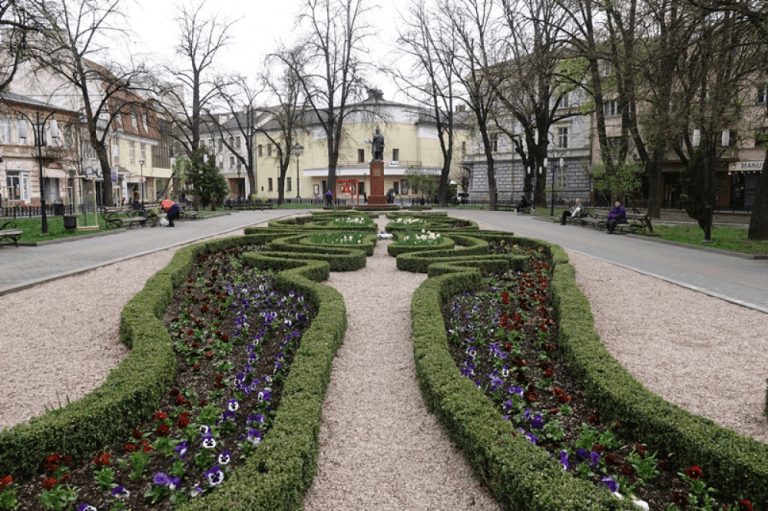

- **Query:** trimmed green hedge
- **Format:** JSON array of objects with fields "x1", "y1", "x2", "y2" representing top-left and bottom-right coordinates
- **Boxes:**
[
  {"x1": 408, "y1": 231, "x2": 768, "y2": 508},
  {"x1": 410, "y1": 260, "x2": 634, "y2": 510},
  {"x1": 387, "y1": 234, "x2": 455, "y2": 257}
]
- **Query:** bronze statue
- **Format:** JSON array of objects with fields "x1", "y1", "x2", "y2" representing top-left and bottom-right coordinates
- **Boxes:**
[{"x1": 372, "y1": 126, "x2": 385, "y2": 161}]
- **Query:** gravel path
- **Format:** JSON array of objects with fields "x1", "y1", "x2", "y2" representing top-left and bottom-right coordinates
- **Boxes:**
[
  {"x1": 302, "y1": 217, "x2": 502, "y2": 510},
  {"x1": 1, "y1": 216, "x2": 766, "y2": 508}
]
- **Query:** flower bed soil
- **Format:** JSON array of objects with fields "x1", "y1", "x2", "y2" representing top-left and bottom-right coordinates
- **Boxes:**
[
  {"x1": 6, "y1": 244, "x2": 317, "y2": 510},
  {"x1": 441, "y1": 241, "x2": 753, "y2": 511}
]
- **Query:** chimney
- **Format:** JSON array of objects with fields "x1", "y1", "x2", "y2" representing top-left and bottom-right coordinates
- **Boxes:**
[{"x1": 367, "y1": 88, "x2": 384, "y2": 102}]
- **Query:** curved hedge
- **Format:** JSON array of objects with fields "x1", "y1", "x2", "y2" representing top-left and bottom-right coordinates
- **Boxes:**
[{"x1": 406, "y1": 226, "x2": 768, "y2": 508}]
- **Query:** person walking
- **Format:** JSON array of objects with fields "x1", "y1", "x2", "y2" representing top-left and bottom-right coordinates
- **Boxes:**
[
  {"x1": 325, "y1": 189, "x2": 334, "y2": 207},
  {"x1": 606, "y1": 201, "x2": 627, "y2": 234}
]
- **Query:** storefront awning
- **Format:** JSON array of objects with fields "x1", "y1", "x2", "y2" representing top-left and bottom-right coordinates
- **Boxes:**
[{"x1": 43, "y1": 168, "x2": 67, "y2": 179}]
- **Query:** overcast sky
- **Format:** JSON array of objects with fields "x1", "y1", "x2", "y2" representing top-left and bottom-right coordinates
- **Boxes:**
[{"x1": 123, "y1": 0, "x2": 412, "y2": 102}]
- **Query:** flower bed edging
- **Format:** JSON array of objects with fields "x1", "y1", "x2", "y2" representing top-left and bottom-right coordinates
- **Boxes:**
[
  {"x1": 550, "y1": 248, "x2": 768, "y2": 507},
  {"x1": 410, "y1": 259, "x2": 634, "y2": 510}
]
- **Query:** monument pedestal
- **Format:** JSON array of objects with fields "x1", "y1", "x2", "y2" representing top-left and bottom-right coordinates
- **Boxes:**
[{"x1": 367, "y1": 160, "x2": 387, "y2": 205}]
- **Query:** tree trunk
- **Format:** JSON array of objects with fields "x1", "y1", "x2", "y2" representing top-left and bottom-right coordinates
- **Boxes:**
[{"x1": 747, "y1": 151, "x2": 768, "y2": 240}]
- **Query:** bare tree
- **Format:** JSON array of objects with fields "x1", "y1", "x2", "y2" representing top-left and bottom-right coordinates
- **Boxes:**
[
  {"x1": 25, "y1": 0, "x2": 150, "y2": 207},
  {"x1": 492, "y1": 0, "x2": 576, "y2": 208},
  {"x1": 257, "y1": 49, "x2": 306, "y2": 205},
  {"x1": 205, "y1": 76, "x2": 264, "y2": 198},
  {"x1": 158, "y1": 1, "x2": 235, "y2": 158},
  {"x1": 394, "y1": 0, "x2": 460, "y2": 206},
  {"x1": 440, "y1": 0, "x2": 503, "y2": 210},
  {"x1": 276, "y1": 0, "x2": 371, "y2": 195},
  {"x1": 0, "y1": 1, "x2": 36, "y2": 93}
]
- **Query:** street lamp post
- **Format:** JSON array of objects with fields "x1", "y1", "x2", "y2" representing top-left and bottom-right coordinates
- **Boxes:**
[
  {"x1": 139, "y1": 159, "x2": 145, "y2": 206},
  {"x1": 292, "y1": 142, "x2": 304, "y2": 201},
  {"x1": 25, "y1": 111, "x2": 57, "y2": 235},
  {"x1": 550, "y1": 158, "x2": 564, "y2": 217}
]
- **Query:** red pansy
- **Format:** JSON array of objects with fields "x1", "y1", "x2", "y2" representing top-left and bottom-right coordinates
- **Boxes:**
[
  {"x1": 154, "y1": 411, "x2": 168, "y2": 421},
  {"x1": 0, "y1": 475, "x2": 12, "y2": 490},
  {"x1": 42, "y1": 477, "x2": 57, "y2": 491},
  {"x1": 685, "y1": 465, "x2": 703, "y2": 480}
]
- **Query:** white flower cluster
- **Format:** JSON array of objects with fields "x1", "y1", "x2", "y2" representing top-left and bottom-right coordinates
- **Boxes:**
[
  {"x1": 334, "y1": 217, "x2": 368, "y2": 225},
  {"x1": 394, "y1": 217, "x2": 425, "y2": 225}
]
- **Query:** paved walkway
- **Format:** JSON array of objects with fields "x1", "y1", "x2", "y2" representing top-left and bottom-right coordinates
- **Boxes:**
[
  {"x1": 0, "y1": 210, "x2": 291, "y2": 295},
  {"x1": 443, "y1": 209, "x2": 768, "y2": 314}
]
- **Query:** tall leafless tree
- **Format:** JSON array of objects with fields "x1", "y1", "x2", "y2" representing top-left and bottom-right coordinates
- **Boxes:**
[
  {"x1": 158, "y1": 1, "x2": 235, "y2": 158},
  {"x1": 394, "y1": 0, "x2": 460, "y2": 206},
  {"x1": 0, "y1": 1, "x2": 37, "y2": 94},
  {"x1": 25, "y1": 0, "x2": 150, "y2": 207},
  {"x1": 276, "y1": 0, "x2": 371, "y2": 196},
  {"x1": 204, "y1": 76, "x2": 265, "y2": 198},
  {"x1": 492, "y1": 0, "x2": 576, "y2": 208},
  {"x1": 441, "y1": 0, "x2": 503, "y2": 210}
]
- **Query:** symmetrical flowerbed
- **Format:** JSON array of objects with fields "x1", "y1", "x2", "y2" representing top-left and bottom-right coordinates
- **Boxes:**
[{"x1": 1, "y1": 211, "x2": 766, "y2": 511}]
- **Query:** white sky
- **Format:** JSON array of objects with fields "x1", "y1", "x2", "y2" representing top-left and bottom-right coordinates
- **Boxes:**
[{"x1": 122, "y1": 0, "x2": 413, "y2": 102}]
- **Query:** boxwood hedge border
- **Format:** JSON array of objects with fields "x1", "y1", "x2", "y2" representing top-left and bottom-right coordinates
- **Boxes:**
[{"x1": 409, "y1": 232, "x2": 768, "y2": 508}]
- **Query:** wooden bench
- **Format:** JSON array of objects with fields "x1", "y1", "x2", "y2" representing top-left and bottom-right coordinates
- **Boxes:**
[
  {"x1": 180, "y1": 210, "x2": 198, "y2": 220},
  {"x1": 0, "y1": 220, "x2": 23, "y2": 247},
  {"x1": 575, "y1": 211, "x2": 653, "y2": 234},
  {"x1": 101, "y1": 207, "x2": 147, "y2": 229}
]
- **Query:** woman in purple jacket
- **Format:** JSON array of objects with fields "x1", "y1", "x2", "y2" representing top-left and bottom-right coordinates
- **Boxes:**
[{"x1": 606, "y1": 201, "x2": 626, "y2": 234}]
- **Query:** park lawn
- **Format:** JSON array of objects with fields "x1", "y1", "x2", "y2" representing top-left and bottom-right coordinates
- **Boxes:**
[
  {"x1": 9, "y1": 215, "x2": 110, "y2": 243},
  {"x1": 646, "y1": 224, "x2": 768, "y2": 256}
]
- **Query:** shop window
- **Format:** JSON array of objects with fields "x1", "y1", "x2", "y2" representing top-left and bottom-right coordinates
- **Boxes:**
[{"x1": 401, "y1": 179, "x2": 409, "y2": 194}]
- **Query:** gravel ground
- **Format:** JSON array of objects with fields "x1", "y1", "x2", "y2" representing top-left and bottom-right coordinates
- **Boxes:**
[
  {"x1": 302, "y1": 217, "x2": 501, "y2": 510},
  {"x1": 1, "y1": 216, "x2": 766, "y2": 508}
]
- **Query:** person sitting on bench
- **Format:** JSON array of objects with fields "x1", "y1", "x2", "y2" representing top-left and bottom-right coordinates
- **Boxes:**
[
  {"x1": 516, "y1": 195, "x2": 531, "y2": 213},
  {"x1": 606, "y1": 201, "x2": 627, "y2": 234},
  {"x1": 561, "y1": 199, "x2": 583, "y2": 225}
]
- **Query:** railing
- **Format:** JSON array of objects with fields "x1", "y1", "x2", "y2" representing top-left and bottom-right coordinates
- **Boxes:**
[{"x1": 0, "y1": 203, "x2": 98, "y2": 218}]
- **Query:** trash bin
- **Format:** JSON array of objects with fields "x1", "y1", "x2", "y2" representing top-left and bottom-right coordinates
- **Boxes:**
[
  {"x1": 54, "y1": 203, "x2": 65, "y2": 216},
  {"x1": 63, "y1": 215, "x2": 77, "y2": 229}
]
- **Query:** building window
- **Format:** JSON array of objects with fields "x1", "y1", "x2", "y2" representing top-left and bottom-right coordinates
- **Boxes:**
[
  {"x1": 0, "y1": 118, "x2": 10, "y2": 143},
  {"x1": 140, "y1": 143, "x2": 146, "y2": 162},
  {"x1": 235, "y1": 136, "x2": 241, "y2": 148},
  {"x1": 462, "y1": 141, "x2": 467, "y2": 154},
  {"x1": 17, "y1": 119, "x2": 27, "y2": 144},
  {"x1": 604, "y1": 100, "x2": 621, "y2": 117},
  {"x1": 112, "y1": 138, "x2": 119, "y2": 160},
  {"x1": 392, "y1": 148, "x2": 399, "y2": 161},
  {"x1": 412, "y1": 181, "x2": 418, "y2": 194},
  {"x1": 268, "y1": 178, "x2": 273, "y2": 191},
  {"x1": 131, "y1": 112, "x2": 138, "y2": 129},
  {"x1": 258, "y1": 145, "x2": 263, "y2": 157},
  {"x1": 401, "y1": 179, "x2": 409, "y2": 194},
  {"x1": 557, "y1": 171, "x2": 568, "y2": 189},
  {"x1": 6, "y1": 171, "x2": 28, "y2": 201},
  {"x1": 142, "y1": 112, "x2": 148, "y2": 132},
  {"x1": 559, "y1": 93, "x2": 569, "y2": 109},
  {"x1": 758, "y1": 86, "x2": 768, "y2": 104},
  {"x1": 490, "y1": 133, "x2": 498, "y2": 152},
  {"x1": 393, "y1": 181, "x2": 399, "y2": 194},
  {"x1": 557, "y1": 127, "x2": 569, "y2": 149},
  {"x1": 129, "y1": 141, "x2": 135, "y2": 164},
  {"x1": 218, "y1": 138, "x2": 223, "y2": 151},
  {"x1": 358, "y1": 148, "x2": 365, "y2": 163},
  {"x1": 358, "y1": 182, "x2": 365, "y2": 195},
  {"x1": 115, "y1": 110, "x2": 122, "y2": 127},
  {"x1": 287, "y1": 177, "x2": 292, "y2": 192},
  {"x1": 229, "y1": 155, "x2": 235, "y2": 168},
  {"x1": 267, "y1": 144, "x2": 272, "y2": 156},
  {"x1": 719, "y1": 129, "x2": 737, "y2": 147}
]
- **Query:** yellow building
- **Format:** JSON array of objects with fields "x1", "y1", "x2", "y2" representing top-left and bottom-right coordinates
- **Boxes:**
[{"x1": 253, "y1": 94, "x2": 469, "y2": 204}]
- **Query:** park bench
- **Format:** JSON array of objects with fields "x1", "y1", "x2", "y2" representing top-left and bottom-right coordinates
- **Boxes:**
[
  {"x1": 496, "y1": 205, "x2": 531, "y2": 214},
  {"x1": 101, "y1": 207, "x2": 147, "y2": 229},
  {"x1": 0, "y1": 220, "x2": 23, "y2": 247},
  {"x1": 180, "y1": 210, "x2": 198, "y2": 220},
  {"x1": 574, "y1": 210, "x2": 653, "y2": 234}
]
